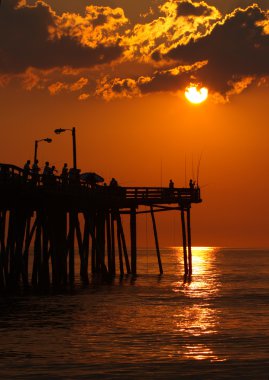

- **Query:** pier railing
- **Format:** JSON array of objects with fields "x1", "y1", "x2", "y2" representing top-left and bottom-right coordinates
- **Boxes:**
[{"x1": 0, "y1": 163, "x2": 201, "y2": 205}]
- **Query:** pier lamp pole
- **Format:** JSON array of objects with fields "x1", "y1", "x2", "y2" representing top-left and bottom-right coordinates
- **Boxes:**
[
  {"x1": 34, "y1": 138, "x2": 52, "y2": 162},
  {"x1": 54, "y1": 127, "x2": 77, "y2": 170}
]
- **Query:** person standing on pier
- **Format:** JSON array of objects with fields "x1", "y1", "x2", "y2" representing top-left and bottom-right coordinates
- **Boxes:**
[
  {"x1": 61, "y1": 163, "x2": 68, "y2": 185},
  {"x1": 31, "y1": 159, "x2": 40, "y2": 184},
  {"x1": 23, "y1": 160, "x2": 31, "y2": 181},
  {"x1": 189, "y1": 179, "x2": 195, "y2": 190},
  {"x1": 42, "y1": 161, "x2": 50, "y2": 185},
  {"x1": 109, "y1": 177, "x2": 118, "y2": 187},
  {"x1": 169, "y1": 179, "x2": 174, "y2": 189}
]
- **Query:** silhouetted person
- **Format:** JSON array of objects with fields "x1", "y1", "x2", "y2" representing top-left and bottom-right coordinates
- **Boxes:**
[
  {"x1": 61, "y1": 163, "x2": 68, "y2": 185},
  {"x1": 23, "y1": 160, "x2": 31, "y2": 181},
  {"x1": 109, "y1": 177, "x2": 118, "y2": 187},
  {"x1": 31, "y1": 159, "x2": 40, "y2": 184},
  {"x1": 69, "y1": 168, "x2": 80, "y2": 184},
  {"x1": 49, "y1": 165, "x2": 57, "y2": 184},
  {"x1": 169, "y1": 179, "x2": 174, "y2": 189},
  {"x1": 189, "y1": 179, "x2": 195, "y2": 190},
  {"x1": 49, "y1": 165, "x2": 57, "y2": 175},
  {"x1": 42, "y1": 162, "x2": 50, "y2": 185},
  {"x1": 43, "y1": 161, "x2": 50, "y2": 175}
]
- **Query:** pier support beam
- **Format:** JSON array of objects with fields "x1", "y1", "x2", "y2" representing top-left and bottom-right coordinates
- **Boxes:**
[
  {"x1": 186, "y1": 207, "x2": 192, "y2": 275},
  {"x1": 117, "y1": 213, "x2": 131, "y2": 275},
  {"x1": 150, "y1": 206, "x2": 163, "y2": 275},
  {"x1": 130, "y1": 207, "x2": 137, "y2": 275},
  {"x1": 180, "y1": 207, "x2": 188, "y2": 276}
]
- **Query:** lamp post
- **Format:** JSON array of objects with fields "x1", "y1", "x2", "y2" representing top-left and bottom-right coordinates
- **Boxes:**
[
  {"x1": 34, "y1": 138, "x2": 52, "y2": 162},
  {"x1": 54, "y1": 127, "x2": 77, "y2": 170}
]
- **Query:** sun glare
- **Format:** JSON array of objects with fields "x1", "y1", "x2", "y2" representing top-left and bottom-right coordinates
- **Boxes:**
[{"x1": 185, "y1": 85, "x2": 208, "y2": 104}]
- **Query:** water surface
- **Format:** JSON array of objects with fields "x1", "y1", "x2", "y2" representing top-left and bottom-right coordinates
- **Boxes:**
[{"x1": 0, "y1": 247, "x2": 269, "y2": 379}]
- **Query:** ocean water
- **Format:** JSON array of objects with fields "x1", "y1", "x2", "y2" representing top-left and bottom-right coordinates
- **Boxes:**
[{"x1": 0, "y1": 247, "x2": 269, "y2": 379}]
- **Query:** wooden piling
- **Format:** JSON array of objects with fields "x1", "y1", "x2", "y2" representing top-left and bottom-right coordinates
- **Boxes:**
[
  {"x1": 180, "y1": 207, "x2": 188, "y2": 275},
  {"x1": 150, "y1": 206, "x2": 163, "y2": 275},
  {"x1": 32, "y1": 213, "x2": 42, "y2": 287},
  {"x1": 105, "y1": 211, "x2": 112, "y2": 274},
  {"x1": 68, "y1": 212, "x2": 75, "y2": 285},
  {"x1": 117, "y1": 219, "x2": 124, "y2": 276},
  {"x1": 130, "y1": 207, "x2": 137, "y2": 275},
  {"x1": 110, "y1": 211, "x2": 116, "y2": 275},
  {"x1": 186, "y1": 206, "x2": 192, "y2": 275},
  {"x1": 116, "y1": 213, "x2": 131, "y2": 274}
]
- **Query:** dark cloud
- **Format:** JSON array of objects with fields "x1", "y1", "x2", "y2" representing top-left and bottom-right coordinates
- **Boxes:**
[
  {"x1": 139, "y1": 71, "x2": 190, "y2": 94},
  {"x1": 177, "y1": 1, "x2": 213, "y2": 17},
  {"x1": 0, "y1": 1, "x2": 123, "y2": 74},
  {"x1": 163, "y1": 5, "x2": 269, "y2": 94}
]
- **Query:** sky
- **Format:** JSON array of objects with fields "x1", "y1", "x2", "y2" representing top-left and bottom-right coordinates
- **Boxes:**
[{"x1": 1, "y1": 0, "x2": 269, "y2": 248}]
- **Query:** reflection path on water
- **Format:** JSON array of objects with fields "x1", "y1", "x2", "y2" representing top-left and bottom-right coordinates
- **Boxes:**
[
  {"x1": 0, "y1": 247, "x2": 269, "y2": 379},
  {"x1": 172, "y1": 247, "x2": 225, "y2": 362}
]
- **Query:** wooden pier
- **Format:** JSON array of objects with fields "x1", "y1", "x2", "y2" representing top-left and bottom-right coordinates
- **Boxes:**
[{"x1": 0, "y1": 163, "x2": 202, "y2": 290}]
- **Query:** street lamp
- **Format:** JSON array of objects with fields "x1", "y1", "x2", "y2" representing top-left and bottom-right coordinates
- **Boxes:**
[
  {"x1": 54, "y1": 127, "x2": 77, "y2": 170},
  {"x1": 34, "y1": 138, "x2": 52, "y2": 162}
]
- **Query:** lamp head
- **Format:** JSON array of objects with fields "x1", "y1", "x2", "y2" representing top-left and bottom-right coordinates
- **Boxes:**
[
  {"x1": 44, "y1": 138, "x2": 52, "y2": 143},
  {"x1": 54, "y1": 128, "x2": 66, "y2": 134}
]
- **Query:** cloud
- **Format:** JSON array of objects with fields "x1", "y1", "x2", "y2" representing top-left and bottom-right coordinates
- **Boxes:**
[
  {"x1": 1, "y1": 1, "x2": 269, "y2": 101},
  {"x1": 177, "y1": 0, "x2": 216, "y2": 17},
  {"x1": 96, "y1": 61, "x2": 207, "y2": 100},
  {"x1": 78, "y1": 93, "x2": 90, "y2": 101},
  {"x1": 122, "y1": 0, "x2": 221, "y2": 60},
  {"x1": 96, "y1": 76, "x2": 141, "y2": 100},
  {"x1": 0, "y1": 1, "x2": 124, "y2": 74},
  {"x1": 163, "y1": 4, "x2": 269, "y2": 95},
  {"x1": 48, "y1": 76, "x2": 89, "y2": 95}
]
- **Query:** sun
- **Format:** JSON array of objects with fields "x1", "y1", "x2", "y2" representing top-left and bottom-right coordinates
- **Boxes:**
[{"x1": 185, "y1": 85, "x2": 208, "y2": 104}]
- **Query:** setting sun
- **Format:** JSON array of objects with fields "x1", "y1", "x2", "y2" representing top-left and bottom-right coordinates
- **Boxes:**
[{"x1": 185, "y1": 85, "x2": 208, "y2": 104}]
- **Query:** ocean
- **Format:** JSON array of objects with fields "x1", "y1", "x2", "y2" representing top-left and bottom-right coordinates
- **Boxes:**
[{"x1": 0, "y1": 247, "x2": 269, "y2": 379}]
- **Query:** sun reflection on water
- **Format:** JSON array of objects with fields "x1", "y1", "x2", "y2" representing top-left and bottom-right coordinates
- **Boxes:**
[{"x1": 172, "y1": 246, "x2": 226, "y2": 362}]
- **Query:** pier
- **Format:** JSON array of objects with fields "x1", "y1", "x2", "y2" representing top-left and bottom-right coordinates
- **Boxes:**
[{"x1": 0, "y1": 163, "x2": 202, "y2": 290}]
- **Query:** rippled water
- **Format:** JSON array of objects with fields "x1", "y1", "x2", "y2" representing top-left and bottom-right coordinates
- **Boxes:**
[{"x1": 0, "y1": 247, "x2": 269, "y2": 379}]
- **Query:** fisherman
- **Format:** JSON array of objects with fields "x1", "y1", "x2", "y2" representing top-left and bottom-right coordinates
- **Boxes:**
[
  {"x1": 23, "y1": 160, "x2": 31, "y2": 181},
  {"x1": 189, "y1": 179, "x2": 195, "y2": 190}
]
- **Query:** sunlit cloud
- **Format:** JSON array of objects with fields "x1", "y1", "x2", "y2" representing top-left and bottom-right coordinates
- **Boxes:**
[
  {"x1": 165, "y1": 4, "x2": 269, "y2": 96},
  {"x1": 78, "y1": 93, "x2": 90, "y2": 101},
  {"x1": 0, "y1": 0, "x2": 124, "y2": 75},
  {"x1": 121, "y1": 0, "x2": 221, "y2": 61},
  {"x1": 48, "y1": 77, "x2": 89, "y2": 95},
  {"x1": 1, "y1": 1, "x2": 269, "y2": 101},
  {"x1": 96, "y1": 61, "x2": 207, "y2": 100}
]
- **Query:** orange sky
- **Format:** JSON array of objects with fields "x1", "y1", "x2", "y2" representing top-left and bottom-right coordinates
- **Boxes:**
[{"x1": 1, "y1": 0, "x2": 269, "y2": 248}]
